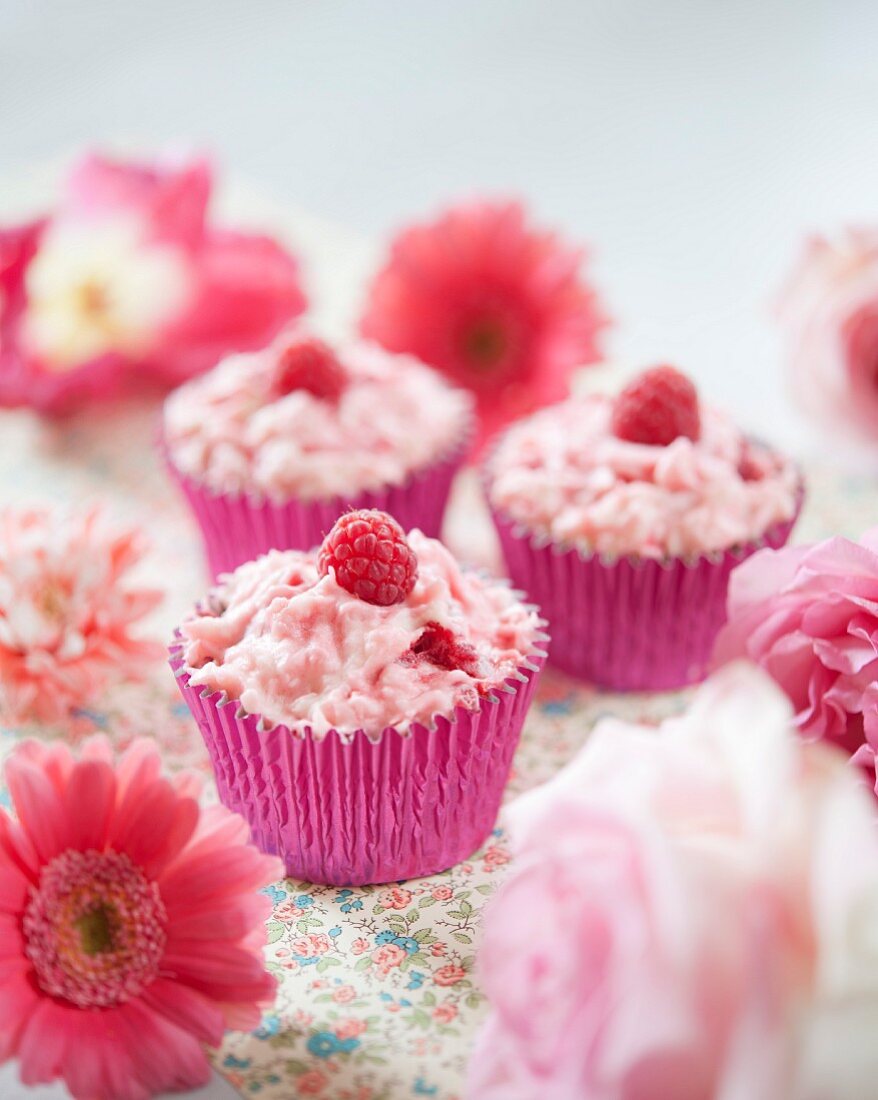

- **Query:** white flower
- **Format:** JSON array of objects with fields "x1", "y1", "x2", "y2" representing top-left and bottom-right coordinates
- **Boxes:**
[{"x1": 23, "y1": 217, "x2": 192, "y2": 370}]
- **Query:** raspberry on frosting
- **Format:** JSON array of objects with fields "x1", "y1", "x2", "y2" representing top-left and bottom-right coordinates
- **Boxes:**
[
  {"x1": 318, "y1": 510, "x2": 418, "y2": 607},
  {"x1": 271, "y1": 336, "x2": 347, "y2": 401},
  {"x1": 611, "y1": 365, "x2": 701, "y2": 446},
  {"x1": 179, "y1": 530, "x2": 542, "y2": 738},
  {"x1": 402, "y1": 621, "x2": 483, "y2": 677}
]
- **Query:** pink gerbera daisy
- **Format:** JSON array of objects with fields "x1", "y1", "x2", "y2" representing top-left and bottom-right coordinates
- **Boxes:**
[
  {"x1": 0, "y1": 736, "x2": 282, "y2": 1099},
  {"x1": 360, "y1": 199, "x2": 608, "y2": 451},
  {"x1": 0, "y1": 506, "x2": 163, "y2": 725}
]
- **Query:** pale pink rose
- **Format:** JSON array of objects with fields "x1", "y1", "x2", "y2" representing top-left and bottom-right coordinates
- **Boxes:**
[
  {"x1": 432, "y1": 885, "x2": 454, "y2": 901},
  {"x1": 0, "y1": 152, "x2": 305, "y2": 413},
  {"x1": 371, "y1": 943, "x2": 407, "y2": 975},
  {"x1": 333, "y1": 985, "x2": 357, "y2": 1004},
  {"x1": 434, "y1": 1003, "x2": 459, "y2": 1024},
  {"x1": 434, "y1": 964, "x2": 467, "y2": 988},
  {"x1": 778, "y1": 228, "x2": 878, "y2": 441},
  {"x1": 468, "y1": 664, "x2": 878, "y2": 1100},
  {"x1": 0, "y1": 505, "x2": 163, "y2": 723},
  {"x1": 334, "y1": 1018, "x2": 367, "y2": 1041},
  {"x1": 378, "y1": 885, "x2": 413, "y2": 910},
  {"x1": 290, "y1": 933, "x2": 331, "y2": 958},
  {"x1": 350, "y1": 937, "x2": 370, "y2": 956},
  {"x1": 714, "y1": 529, "x2": 878, "y2": 789},
  {"x1": 297, "y1": 1069, "x2": 329, "y2": 1095}
]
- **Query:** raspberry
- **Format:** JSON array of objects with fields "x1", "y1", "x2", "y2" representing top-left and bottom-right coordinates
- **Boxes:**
[
  {"x1": 272, "y1": 337, "x2": 347, "y2": 401},
  {"x1": 402, "y1": 621, "x2": 482, "y2": 676},
  {"x1": 318, "y1": 510, "x2": 418, "y2": 606},
  {"x1": 611, "y1": 365, "x2": 701, "y2": 446}
]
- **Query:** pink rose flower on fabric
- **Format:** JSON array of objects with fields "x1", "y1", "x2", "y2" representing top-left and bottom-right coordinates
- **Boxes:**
[
  {"x1": 714, "y1": 529, "x2": 878, "y2": 789},
  {"x1": 468, "y1": 663, "x2": 878, "y2": 1100},
  {"x1": 360, "y1": 199, "x2": 607, "y2": 453},
  {"x1": 377, "y1": 886, "x2": 413, "y2": 910},
  {"x1": 0, "y1": 736, "x2": 282, "y2": 1100},
  {"x1": 778, "y1": 228, "x2": 878, "y2": 442},
  {"x1": 371, "y1": 943, "x2": 406, "y2": 975},
  {"x1": 0, "y1": 152, "x2": 306, "y2": 413},
  {"x1": 0, "y1": 505, "x2": 163, "y2": 724}
]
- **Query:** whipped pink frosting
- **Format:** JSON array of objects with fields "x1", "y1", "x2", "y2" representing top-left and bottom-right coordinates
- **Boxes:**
[
  {"x1": 179, "y1": 531, "x2": 541, "y2": 739},
  {"x1": 163, "y1": 339, "x2": 472, "y2": 501},
  {"x1": 487, "y1": 395, "x2": 799, "y2": 559}
]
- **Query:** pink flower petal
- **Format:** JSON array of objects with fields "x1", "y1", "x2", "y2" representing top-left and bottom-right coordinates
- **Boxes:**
[{"x1": 140, "y1": 976, "x2": 225, "y2": 1047}]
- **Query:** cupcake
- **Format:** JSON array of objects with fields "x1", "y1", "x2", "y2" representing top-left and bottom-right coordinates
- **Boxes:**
[
  {"x1": 484, "y1": 365, "x2": 802, "y2": 690},
  {"x1": 170, "y1": 509, "x2": 546, "y2": 885},
  {"x1": 163, "y1": 331, "x2": 473, "y2": 578}
]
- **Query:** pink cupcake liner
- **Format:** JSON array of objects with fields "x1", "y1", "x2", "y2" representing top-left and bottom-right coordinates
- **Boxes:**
[
  {"x1": 164, "y1": 431, "x2": 469, "y2": 580},
  {"x1": 487, "y1": 491, "x2": 803, "y2": 692},
  {"x1": 169, "y1": 631, "x2": 547, "y2": 886}
]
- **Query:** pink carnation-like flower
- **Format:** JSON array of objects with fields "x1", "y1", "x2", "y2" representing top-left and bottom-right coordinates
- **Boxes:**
[
  {"x1": 335, "y1": 1018, "x2": 367, "y2": 1041},
  {"x1": 0, "y1": 736, "x2": 281, "y2": 1099},
  {"x1": 778, "y1": 228, "x2": 878, "y2": 442},
  {"x1": 0, "y1": 506, "x2": 163, "y2": 724},
  {"x1": 371, "y1": 943, "x2": 406, "y2": 975},
  {"x1": 0, "y1": 152, "x2": 306, "y2": 413},
  {"x1": 468, "y1": 663, "x2": 878, "y2": 1100},
  {"x1": 714, "y1": 529, "x2": 878, "y2": 789},
  {"x1": 360, "y1": 199, "x2": 607, "y2": 452}
]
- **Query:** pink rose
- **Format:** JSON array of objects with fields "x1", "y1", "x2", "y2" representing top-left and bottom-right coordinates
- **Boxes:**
[
  {"x1": 430, "y1": 943, "x2": 447, "y2": 957},
  {"x1": 778, "y1": 228, "x2": 878, "y2": 442},
  {"x1": 715, "y1": 530, "x2": 878, "y2": 785},
  {"x1": 433, "y1": 964, "x2": 467, "y2": 987},
  {"x1": 0, "y1": 152, "x2": 305, "y2": 413},
  {"x1": 431, "y1": 885, "x2": 453, "y2": 901},
  {"x1": 378, "y1": 886, "x2": 413, "y2": 910},
  {"x1": 332, "y1": 985, "x2": 357, "y2": 1004},
  {"x1": 334, "y1": 1019, "x2": 367, "y2": 1041},
  {"x1": 469, "y1": 664, "x2": 878, "y2": 1100},
  {"x1": 433, "y1": 1003, "x2": 458, "y2": 1024},
  {"x1": 291, "y1": 934, "x2": 331, "y2": 958},
  {"x1": 350, "y1": 937, "x2": 370, "y2": 956},
  {"x1": 371, "y1": 943, "x2": 407, "y2": 975}
]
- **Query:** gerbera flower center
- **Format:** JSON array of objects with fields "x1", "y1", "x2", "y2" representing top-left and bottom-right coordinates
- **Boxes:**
[
  {"x1": 454, "y1": 299, "x2": 527, "y2": 387},
  {"x1": 462, "y1": 316, "x2": 511, "y2": 369},
  {"x1": 23, "y1": 848, "x2": 167, "y2": 1008}
]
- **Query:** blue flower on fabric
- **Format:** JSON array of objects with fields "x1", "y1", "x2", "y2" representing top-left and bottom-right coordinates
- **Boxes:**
[
  {"x1": 394, "y1": 936, "x2": 419, "y2": 955},
  {"x1": 414, "y1": 1078, "x2": 439, "y2": 1096},
  {"x1": 328, "y1": 926, "x2": 342, "y2": 938},
  {"x1": 295, "y1": 894, "x2": 314, "y2": 908},
  {"x1": 306, "y1": 1032, "x2": 360, "y2": 1058},
  {"x1": 223, "y1": 1055, "x2": 251, "y2": 1069},
  {"x1": 406, "y1": 970, "x2": 425, "y2": 990},
  {"x1": 260, "y1": 884, "x2": 286, "y2": 905},
  {"x1": 340, "y1": 897, "x2": 363, "y2": 912},
  {"x1": 254, "y1": 1014, "x2": 281, "y2": 1039},
  {"x1": 375, "y1": 930, "x2": 397, "y2": 946}
]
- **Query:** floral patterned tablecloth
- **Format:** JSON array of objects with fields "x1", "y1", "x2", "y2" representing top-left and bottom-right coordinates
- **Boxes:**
[{"x1": 1, "y1": 183, "x2": 876, "y2": 1100}]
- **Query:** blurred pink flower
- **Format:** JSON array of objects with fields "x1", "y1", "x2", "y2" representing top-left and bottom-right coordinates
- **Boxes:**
[
  {"x1": 297, "y1": 1070, "x2": 329, "y2": 1095},
  {"x1": 360, "y1": 199, "x2": 607, "y2": 453},
  {"x1": 778, "y1": 228, "x2": 878, "y2": 441},
  {"x1": 0, "y1": 736, "x2": 281, "y2": 1099},
  {"x1": 334, "y1": 1018, "x2": 367, "y2": 1041},
  {"x1": 714, "y1": 529, "x2": 878, "y2": 789},
  {"x1": 0, "y1": 152, "x2": 306, "y2": 413},
  {"x1": 468, "y1": 664, "x2": 878, "y2": 1100},
  {"x1": 350, "y1": 937, "x2": 370, "y2": 956},
  {"x1": 333, "y1": 985, "x2": 356, "y2": 1004},
  {"x1": 291, "y1": 933, "x2": 331, "y2": 958},
  {"x1": 0, "y1": 505, "x2": 163, "y2": 724}
]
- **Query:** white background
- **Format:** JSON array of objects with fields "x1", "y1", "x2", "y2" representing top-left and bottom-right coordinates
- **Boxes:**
[{"x1": 1, "y1": 1, "x2": 878, "y2": 1096}]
